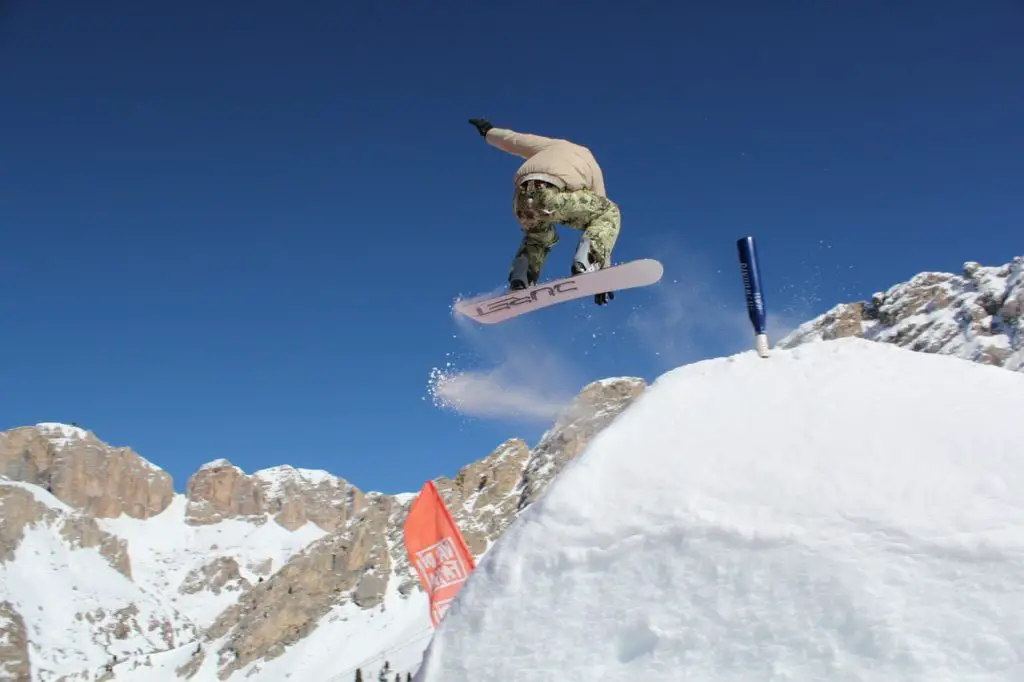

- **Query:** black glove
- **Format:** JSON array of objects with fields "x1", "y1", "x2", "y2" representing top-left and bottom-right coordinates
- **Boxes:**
[
  {"x1": 468, "y1": 118, "x2": 492, "y2": 137},
  {"x1": 595, "y1": 291, "x2": 615, "y2": 306}
]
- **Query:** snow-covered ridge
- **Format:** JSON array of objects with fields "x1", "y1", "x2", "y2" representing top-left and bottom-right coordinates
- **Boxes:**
[
  {"x1": 195, "y1": 459, "x2": 348, "y2": 492},
  {"x1": 588, "y1": 376, "x2": 644, "y2": 388},
  {"x1": 779, "y1": 256, "x2": 1023, "y2": 371},
  {"x1": 34, "y1": 422, "x2": 90, "y2": 446},
  {"x1": 252, "y1": 464, "x2": 347, "y2": 498},
  {"x1": 0, "y1": 478, "x2": 197, "y2": 681},
  {"x1": 0, "y1": 478, "x2": 76, "y2": 513},
  {"x1": 98, "y1": 495, "x2": 327, "y2": 630},
  {"x1": 417, "y1": 338, "x2": 1024, "y2": 681},
  {"x1": 28, "y1": 422, "x2": 168, "y2": 475},
  {"x1": 199, "y1": 458, "x2": 237, "y2": 472}
]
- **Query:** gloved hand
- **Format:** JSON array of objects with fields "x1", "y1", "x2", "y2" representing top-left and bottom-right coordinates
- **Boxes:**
[
  {"x1": 595, "y1": 291, "x2": 615, "y2": 305},
  {"x1": 468, "y1": 118, "x2": 492, "y2": 137}
]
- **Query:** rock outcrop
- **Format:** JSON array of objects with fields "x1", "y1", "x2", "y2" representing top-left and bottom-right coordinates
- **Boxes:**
[
  {"x1": 516, "y1": 377, "x2": 648, "y2": 510},
  {"x1": 252, "y1": 465, "x2": 364, "y2": 532},
  {"x1": 179, "y1": 557, "x2": 251, "y2": 597},
  {"x1": 0, "y1": 601, "x2": 30, "y2": 681},
  {"x1": 779, "y1": 256, "x2": 1023, "y2": 371},
  {"x1": 0, "y1": 483, "x2": 48, "y2": 563},
  {"x1": 0, "y1": 481, "x2": 131, "y2": 578},
  {"x1": 0, "y1": 480, "x2": 195, "y2": 681},
  {"x1": 0, "y1": 423, "x2": 174, "y2": 519},
  {"x1": 433, "y1": 438, "x2": 531, "y2": 556},
  {"x1": 207, "y1": 493, "x2": 402, "y2": 678},
  {"x1": 185, "y1": 460, "x2": 267, "y2": 526},
  {"x1": 184, "y1": 460, "x2": 364, "y2": 532}
]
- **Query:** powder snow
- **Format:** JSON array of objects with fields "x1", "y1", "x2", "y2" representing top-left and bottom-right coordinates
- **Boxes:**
[{"x1": 415, "y1": 338, "x2": 1024, "y2": 682}]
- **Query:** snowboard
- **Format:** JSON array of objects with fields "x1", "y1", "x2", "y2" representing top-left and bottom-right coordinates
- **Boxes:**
[{"x1": 453, "y1": 258, "x2": 664, "y2": 324}]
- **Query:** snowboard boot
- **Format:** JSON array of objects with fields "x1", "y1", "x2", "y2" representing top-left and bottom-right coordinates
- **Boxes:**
[
  {"x1": 571, "y1": 237, "x2": 602, "y2": 276},
  {"x1": 508, "y1": 253, "x2": 537, "y2": 291},
  {"x1": 571, "y1": 237, "x2": 615, "y2": 305}
]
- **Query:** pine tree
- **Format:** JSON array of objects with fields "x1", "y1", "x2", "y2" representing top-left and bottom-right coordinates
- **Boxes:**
[{"x1": 354, "y1": 669, "x2": 363, "y2": 682}]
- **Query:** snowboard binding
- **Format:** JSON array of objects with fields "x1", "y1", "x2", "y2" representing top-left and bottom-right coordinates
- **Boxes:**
[
  {"x1": 508, "y1": 254, "x2": 537, "y2": 291},
  {"x1": 571, "y1": 238, "x2": 615, "y2": 305}
]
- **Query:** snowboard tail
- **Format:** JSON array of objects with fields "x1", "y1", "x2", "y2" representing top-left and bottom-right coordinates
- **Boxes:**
[{"x1": 453, "y1": 258, "x2": 664, "y2": 324}]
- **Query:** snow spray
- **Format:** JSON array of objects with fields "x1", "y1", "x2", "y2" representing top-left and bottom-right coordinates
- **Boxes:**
[{"x1": 737, "y1": 236, "x2": 770, "y2": 358}]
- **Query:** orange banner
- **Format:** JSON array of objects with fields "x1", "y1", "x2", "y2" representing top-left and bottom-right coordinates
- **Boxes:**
[{"x1": 403, "y1": 480, "x2": 476, "y2": 627}]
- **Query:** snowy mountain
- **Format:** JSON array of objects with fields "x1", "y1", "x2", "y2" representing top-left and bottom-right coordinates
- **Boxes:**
[
  {"x1": 778, "y1": 257, "x2": 1023, "y2": 371},
  {"x1": 0, "y1": 480, "x2": 197, "y2": 681},
  {"x1": 0, "y1": 375, "x2": 644, "y2": 681},
  {"x1": 416, "y1": 338, "x2": 1024, "y2": 681},
  {"x1": 1, "y1": 254, "x2": 1021, "y2": 682}
]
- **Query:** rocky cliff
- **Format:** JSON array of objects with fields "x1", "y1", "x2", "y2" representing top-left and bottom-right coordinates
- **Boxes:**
[
  {"x1": 0, "y1": 423, "x2": 174, "y2": 520},
  {"x1": 184, "y1": 459, "x2": 363, "y2": 531},
  {"x1": 778, "y1": 257, "x2": 1023, "y2": 371}
]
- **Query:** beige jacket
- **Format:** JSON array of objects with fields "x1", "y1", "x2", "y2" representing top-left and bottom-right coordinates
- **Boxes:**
[{"x1": 485, "y1": 127, "x2": 607, "y2": 197}]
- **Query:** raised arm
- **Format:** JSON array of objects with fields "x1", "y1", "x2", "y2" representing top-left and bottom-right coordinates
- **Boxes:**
[{"x1": 484, "y1": 127, "x2": 556, "y2": 158}]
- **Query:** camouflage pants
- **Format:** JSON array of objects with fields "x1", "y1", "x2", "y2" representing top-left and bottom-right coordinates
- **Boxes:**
[{"x1": 512, "y1": 182, "x2": 621, "y2": 281}]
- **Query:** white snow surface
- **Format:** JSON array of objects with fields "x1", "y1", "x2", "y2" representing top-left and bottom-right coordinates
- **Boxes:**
[
  {"x1": 416, "y1": 338, "x2": 1024, "y2": 682},
  {"x1": 391, "y1": 491, "x2": 418, "y2": 504},
  {"x1": 199, "y1": 458, "x2": 235, "y2": 471},
  {"x1": 33, "y1": 422, "x2": 90, "y2": 447},
  {"x1": 251, "y1": 464, "x2": 345, "y2": 498}
]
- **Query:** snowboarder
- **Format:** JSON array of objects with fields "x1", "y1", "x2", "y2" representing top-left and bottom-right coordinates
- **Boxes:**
[{"x1": 468, "y1": 118, "x2": 621, "y2": 305}]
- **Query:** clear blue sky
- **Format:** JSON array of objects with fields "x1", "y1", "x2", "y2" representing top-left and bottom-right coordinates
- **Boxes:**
[{"x1": 2, "y1": 0, "x2": 1021, "y2": 495}]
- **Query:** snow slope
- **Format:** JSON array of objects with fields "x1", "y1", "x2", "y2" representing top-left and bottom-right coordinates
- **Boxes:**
[
  {"x1": 0, "y1": 479, "x2": 332, "y2": 680},
  {"x1": 0, "y1": 482, "x2": 197, "y2": 681},
  {"x1": 416, "y1": 338, "x2": 1024, "y2": 681},
  {"x1": 109, "y1": 575, "x2": 433, "y2": 682},
  {"x1": 98, "y1": 496, "x2": 328, "y2": 630},
  {"x1": 0, "y1": 482, "x2": 429, "y2": 682}
]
